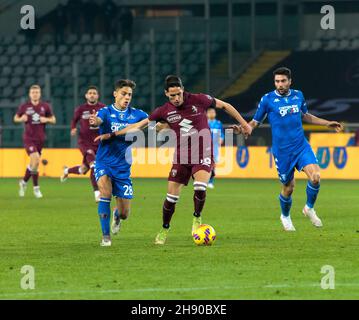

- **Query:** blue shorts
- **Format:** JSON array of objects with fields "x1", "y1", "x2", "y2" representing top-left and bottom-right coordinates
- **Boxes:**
[
  {"x1": 274, "y1": 144, "x2": 318, "y2": 185},
  {"x1": 94, "y1": 165, "x2": 133, "y2": 199}
]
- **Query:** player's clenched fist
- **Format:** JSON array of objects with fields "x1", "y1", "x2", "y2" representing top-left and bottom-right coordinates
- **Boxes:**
[
  {"x1": 89, "y1": 109, "x2": 98, "y2": 126},
  {"x1": 241, "y1": 123, "x2": 253, "y2": 137},
  {"x1": 19, "y1": 114, "x2": 28, "y2": 122},
  {"x1": 94, "y1": 133, "x2": 111, "y2": 142},
  {"x1": 327, "y1": 121, "x2": 344, "y2": 133}
]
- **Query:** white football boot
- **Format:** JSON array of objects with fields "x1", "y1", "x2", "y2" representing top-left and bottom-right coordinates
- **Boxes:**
[
  {"x1": 303, "y1": 205, "x2": 323, "y2": 227},
  {"x1": 207, "y1": 183, "x2": 215, "y2": 189},
  {"x1": 19, "y1": 180, "x2": 27, "y2": 197},
  {"x1": 280, "y1": 214, "x2": 296, "y2": 231},
  {"x1": 100, "y1": 237, "x2": 112, "y2": 247},
  {"x1": 60, "y1": 166, "x2": 69, "y2": 182},
  {"x1": 33, "y1": 186, "x2": 43, "y2": 199},
  {"x1": 94, "y1": 190, "x2": 101, "y2": 203},
  {"x1": 111, "y1": 209, "x2": 121, "y2": 235}
]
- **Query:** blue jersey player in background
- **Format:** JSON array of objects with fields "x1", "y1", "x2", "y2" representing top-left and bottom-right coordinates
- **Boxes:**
[
  {"x1": 234, "y1": 67, "x2": 343, "y2": 231},
  {"x1": 207, "y1": 107, "x2": 224, "y2": 189},
  {"x1": 89, "y1": 79, "x2": 148, "y2": 246}
]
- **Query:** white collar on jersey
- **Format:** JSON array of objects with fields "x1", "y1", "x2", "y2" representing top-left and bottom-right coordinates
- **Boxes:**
[
  {"x1": 274, "y1": 89, "x2": 291, "y2": 97},
  {"x1": 111, "y1": 104, "x2": 128, "y2": 112}
]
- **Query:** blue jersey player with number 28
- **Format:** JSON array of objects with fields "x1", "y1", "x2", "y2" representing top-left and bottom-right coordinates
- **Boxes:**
[
  {"x1": 233, "y1": 67, "x2": 343, "y2": 231},
  {"x1": 89, "y1": 79, "x2": 148, "y2": 247}
]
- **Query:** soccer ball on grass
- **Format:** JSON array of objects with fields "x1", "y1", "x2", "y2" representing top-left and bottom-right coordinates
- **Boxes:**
[{"x1": 192, "y1": 224, "x2": 216, "y2": 246}]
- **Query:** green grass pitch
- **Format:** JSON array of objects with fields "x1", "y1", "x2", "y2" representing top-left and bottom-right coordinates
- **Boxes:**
[{"x1": 0, "y1": 178, "x2": 358, "y2": 300}]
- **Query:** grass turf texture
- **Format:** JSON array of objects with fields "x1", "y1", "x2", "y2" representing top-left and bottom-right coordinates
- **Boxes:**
[{"x1": 0, "y1": 178, "x2": 358, "y2": 300}]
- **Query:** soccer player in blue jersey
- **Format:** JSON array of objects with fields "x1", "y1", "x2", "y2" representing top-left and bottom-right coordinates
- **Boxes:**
[
  {"x1": 207, "y1": 107, "x2": 224, "y2": 189},
  {"x1": 234, "y1": 67, "x2": 343, "y2": 231},
  {"x1": 89, "y1": 79, "x2": 148, "y2": 246}
]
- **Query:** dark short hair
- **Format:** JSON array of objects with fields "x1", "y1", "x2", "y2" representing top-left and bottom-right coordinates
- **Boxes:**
[
  {"x1": 114, "y1": 79, "x2": 136, "y2": 91},
  {"x1": 273, "y1": 67, "x2": 292, "y2": 79},
  {"x1": 165, "y1": 75, "x2": 183, "y2": 90},
  {"x1": 86, "y1": 85, "x2": 99, "y2": 94}
]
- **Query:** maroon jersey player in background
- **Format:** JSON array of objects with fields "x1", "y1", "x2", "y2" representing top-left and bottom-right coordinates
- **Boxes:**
[
  {"x1": 60, "y1": 86, "x2": 105, "y2": 202},
  {"x1": 95, "y1": 75, "x2": 252, "y2": 245},
  {"x1": 14, "y1": 84, "x2": 56, "y2": 198}
]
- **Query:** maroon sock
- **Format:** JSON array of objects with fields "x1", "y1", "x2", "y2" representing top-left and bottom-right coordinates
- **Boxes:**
[
  {"x1": 162, "y1": 199, "x2": 176, "y2": 228},
  {"x1": 32, "y1": 171, "x2": 39, "y2": 187},
  {"x1": 68, "y1": 166, "x2": 81, "y2": 175},
  {"x1": 90, "y1": 168, "x2": 98, "y2": 191},
  {"x1": 193, "y1": 190, "x2": 206, "y2": 217},
  {"x1": 23, "y1": 167, "x2": 32, "y2": 183}
]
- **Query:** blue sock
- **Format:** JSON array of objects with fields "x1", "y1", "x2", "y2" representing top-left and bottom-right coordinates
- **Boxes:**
[
  {"x1": 209, "y1": 177, "x2": 214, "y2": 184},
  {"x1": 98, "y1": 198, "x2": 111, "y2": 236},
  {"x1": 306, "y1": 181, "x2": 320, "y2": 209},
  {"x1": 279, "y1": 194, "x2": 292, "y2": 217}
]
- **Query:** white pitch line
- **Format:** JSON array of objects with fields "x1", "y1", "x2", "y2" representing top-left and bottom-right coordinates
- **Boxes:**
[{"x1": 1, "y1": 283, "x2": 359, "y2": 298}]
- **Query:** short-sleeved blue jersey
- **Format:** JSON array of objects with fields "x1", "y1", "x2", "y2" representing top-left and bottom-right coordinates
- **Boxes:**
[
  {"x1": 95, "y1": 104, "x2": 148, "y2": 171},
  {"x1": 253, "y1": 89, "x2": 309, "y2": 155},
  {"x1": 208, "y1": 119, "x2": 224, "y2": 161}
]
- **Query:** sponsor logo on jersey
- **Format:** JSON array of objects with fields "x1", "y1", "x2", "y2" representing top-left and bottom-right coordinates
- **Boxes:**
[
  {"x1": 278, "y1": 105, "x2": 299, "y2": 117},
  {"x1": 110, "y1": 114, "x2": 116, "y2": 118},
  {"x1": 179, "y1": 119, "x2": 193, "y2": 132},
  {"x1": 111, "y1": 122, "x2": 128, "y2": 131},
  {"x1": 32, "y1": 113, "x2": 41, "y2": 123},
  {"x1": 82, "y1": 111, "x2": 91, "y2": 119},
  {"x1": 127, "y1": 115, "x2": 136, "y2": 120},
  {"x1": 274, "y1": 98, "x2": 280, "y2": 102},
  {"x1": 167, "y1": 114, "x2": 182, "y2": 123}
]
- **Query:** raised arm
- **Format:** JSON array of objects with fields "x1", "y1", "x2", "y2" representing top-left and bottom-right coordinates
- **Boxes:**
[
  {"x1": 89, "y1": 109, "x2": 103, "y2": 127},
  {"x1": 302, "y1": 113, "x2": 343, "y2": 132},
  {"x1": 214, "y1": 98, "x2": 252, "y2": 137}
]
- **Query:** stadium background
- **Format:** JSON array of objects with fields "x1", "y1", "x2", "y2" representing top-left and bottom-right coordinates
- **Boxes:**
[{"x1": 0, "y1": 0, "x2": 358, "y2": 179}]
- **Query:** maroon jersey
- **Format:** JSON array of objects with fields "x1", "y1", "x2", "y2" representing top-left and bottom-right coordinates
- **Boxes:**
[
  {"x1": 149, "y1": 92, "x2": 215, "y2": 165},
  {"x1": 71, "y1": 102, "x2": 106, "y2": 147},
  {"x1": 16, "y1": 101, "x2": 53, "y2": 143}
]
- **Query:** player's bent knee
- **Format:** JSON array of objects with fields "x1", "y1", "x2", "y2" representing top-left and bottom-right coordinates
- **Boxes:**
[{"x1": 311, "y1": 173, "x2": 321, "y2": 185}]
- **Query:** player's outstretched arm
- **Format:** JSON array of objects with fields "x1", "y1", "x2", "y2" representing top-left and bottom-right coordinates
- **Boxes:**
[
  {"x1": 302, "y1": 113, "x2": 344, "y2": 132},
  {"x1": 214, "y1": 98, "x2": 252, "y2": 137},
  {"x1": 231, "y1": 120, "x2": 259, "y2": 135},
  {"x1": 94, "y1": 118, "x2": 150, "y2": 142}
]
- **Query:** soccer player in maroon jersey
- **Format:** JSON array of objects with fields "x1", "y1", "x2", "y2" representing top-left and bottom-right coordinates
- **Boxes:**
[
  {"x1": 60, "y1": 86, "x2": 106, "y2": 202},
  {"x1": 14, "y1": 85, "x2": 56, "y2": 198},
  {"x1": 95, "y1": 75, "x2": 252, "y2": 245}
]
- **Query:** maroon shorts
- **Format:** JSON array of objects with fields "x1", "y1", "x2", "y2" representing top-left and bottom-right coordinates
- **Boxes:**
[
  {"x1": 24, "y1": 141, "x2": 44, "y2": 156},
  {"x1": 79, "y1": 143, "x2": 97, "y2": 167},
  {"x1": 168, "y1": 163, "x2": 214, "y2": 186}
]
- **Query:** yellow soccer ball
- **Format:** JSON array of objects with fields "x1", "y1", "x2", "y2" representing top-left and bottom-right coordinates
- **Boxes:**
[{"x1": 192, "y1": 224, "x2": 217, "y2": 246}]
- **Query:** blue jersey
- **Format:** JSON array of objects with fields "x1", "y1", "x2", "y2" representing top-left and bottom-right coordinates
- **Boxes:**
[
  {"x1": 253, "y1": 89, "x2": 309, "y2": 156},
  {"x1": 208, "y1": 119, "x2": 224, "y2": 162},
  {"x1": 95, "y1": 104, "x2": 148, "y2": 172}
]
